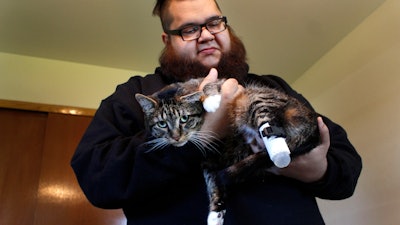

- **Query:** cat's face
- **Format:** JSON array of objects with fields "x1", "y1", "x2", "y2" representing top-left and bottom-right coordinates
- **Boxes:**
[{"x1": 135, "y1": 91, "x2": 204, "y2": 148}]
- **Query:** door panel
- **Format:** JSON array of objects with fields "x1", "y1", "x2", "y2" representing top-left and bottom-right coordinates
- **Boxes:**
[
  {"x1": 0, "y1": 109, "x2": 126, "y2": 225},
  {"x1": 0, "y1": 109, "x2": 47, "y2": 225},
  {"x1": 34, "y1": 113, "x2": 126, "y2": 225}
]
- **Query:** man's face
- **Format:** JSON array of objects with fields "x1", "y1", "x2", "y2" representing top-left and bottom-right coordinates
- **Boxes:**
[{"x1": 162, "y1": 0, "x2": 231, "y2": 68}]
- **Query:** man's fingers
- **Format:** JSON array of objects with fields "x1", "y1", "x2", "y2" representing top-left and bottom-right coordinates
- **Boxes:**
[
  {"x1": 317, "y1": 117, "x2": 330, "y2": 148},
  {"x1": 221, "y1": 78, "x2": 239, "y2": 96},
  {"x1": 199, "y1": 68, "x2": 218, "y2": 91}
]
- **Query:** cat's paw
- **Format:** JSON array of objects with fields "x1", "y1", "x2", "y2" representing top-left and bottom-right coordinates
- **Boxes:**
[
  {"x1": 203, "y1": 94, "x2": 221, "y2": 112},
  {"x1": 207, "y1": 210, "x2": 226, "y2": 225}
]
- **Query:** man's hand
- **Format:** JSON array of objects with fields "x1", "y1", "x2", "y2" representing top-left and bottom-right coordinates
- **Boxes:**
[
  {"x1": 199, "y1": 68, "x2": 244, "y2": 139},
  {"x1": 270, "y1": 117, "x2": 329, "y2": 183}
]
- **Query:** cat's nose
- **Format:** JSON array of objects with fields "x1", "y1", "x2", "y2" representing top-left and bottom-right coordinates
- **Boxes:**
[{"x1": 172, "y1": 136, "x2": 180, "y2": 141}]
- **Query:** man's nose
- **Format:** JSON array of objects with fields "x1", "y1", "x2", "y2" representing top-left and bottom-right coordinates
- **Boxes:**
[{"x1": 198, "y1": 27, "x2": 214, "y2": 42}]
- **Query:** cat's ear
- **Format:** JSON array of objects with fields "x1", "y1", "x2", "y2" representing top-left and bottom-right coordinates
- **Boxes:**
[
  {"x1": 180, "y1": 91, "x2": 203, "y2": 103},
  {"x1": 135, "y1": 94, "x2": 157, "y2": 113}
]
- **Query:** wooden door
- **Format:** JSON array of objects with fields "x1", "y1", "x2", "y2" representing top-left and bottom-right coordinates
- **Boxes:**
[
  {"x1": 0, "y1": 108, "x2": 126, "y2": 225},
  {"x1": 0, "y1": 109, "x2": 47, "y2": 225}
]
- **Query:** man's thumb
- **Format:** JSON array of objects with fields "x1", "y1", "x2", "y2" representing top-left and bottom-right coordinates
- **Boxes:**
[{"x1": 199, "y1": 68, "x2": 218, "y2": 91}]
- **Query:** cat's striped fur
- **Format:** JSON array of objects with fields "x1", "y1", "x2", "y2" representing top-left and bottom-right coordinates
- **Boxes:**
[{"x1": 135, "y1": 78, "x2": 320, "y2": 225}]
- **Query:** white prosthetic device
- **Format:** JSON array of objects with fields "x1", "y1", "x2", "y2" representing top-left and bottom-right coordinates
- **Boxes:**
[{"x1": 258, "y1": 122, "x2": 291, "y2": 168}]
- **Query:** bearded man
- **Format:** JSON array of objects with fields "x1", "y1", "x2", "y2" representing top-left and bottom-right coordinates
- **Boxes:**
[{"x1": 71, "y1": 0, "x2": 362, "y2": 224}]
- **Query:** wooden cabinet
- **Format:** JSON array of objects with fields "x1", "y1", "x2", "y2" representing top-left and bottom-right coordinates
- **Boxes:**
[{"x1": 0, "y1": 108, "x2": 126, "y2": 225}]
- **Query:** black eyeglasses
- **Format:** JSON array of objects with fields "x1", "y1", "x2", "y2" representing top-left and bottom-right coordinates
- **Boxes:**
[{"x1": 164, "y1": 16, "x2": 228, "y2": 41}]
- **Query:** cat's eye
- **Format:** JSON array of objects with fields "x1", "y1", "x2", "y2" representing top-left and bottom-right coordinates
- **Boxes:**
[
  {"x1": 180, "y1": 115, "x2": 189, "y2": 123},
  {"x1": 157, "y1": 121, "x2": 168, "y2": 128}
]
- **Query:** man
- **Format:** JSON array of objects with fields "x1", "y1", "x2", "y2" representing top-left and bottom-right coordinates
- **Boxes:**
[{"x1": 71, "y1": 0, "x2": 362, "y2": 224}]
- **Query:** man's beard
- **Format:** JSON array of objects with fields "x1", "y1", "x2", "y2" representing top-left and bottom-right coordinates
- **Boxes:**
[{"x1": 159, "y1": 27, "x2": 249, "y2": 83}]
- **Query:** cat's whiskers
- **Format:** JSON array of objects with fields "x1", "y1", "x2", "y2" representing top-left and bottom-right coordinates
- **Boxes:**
[
  {"x1": 144, "y1": 131, "x2": 220, "y2": 155},
  {"x1": 190, "y1": 131, "x2": 221, "y2": 156},
  {"x1": 145, "y1": 138, "x2": 170, "y2": 152}
]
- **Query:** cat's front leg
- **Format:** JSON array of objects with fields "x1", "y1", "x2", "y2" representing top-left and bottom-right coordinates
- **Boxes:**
[
  {"x1": 202, "y1": 81, "x2": 224, "y2": 112},
  {"x1": 203, "y1": 94, "x2": 222, "y2": 112}
]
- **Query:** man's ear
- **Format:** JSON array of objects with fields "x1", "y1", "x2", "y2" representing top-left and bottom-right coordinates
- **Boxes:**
[{"x1": 162, "y1": 32, "x2": 169, "y2": 44}]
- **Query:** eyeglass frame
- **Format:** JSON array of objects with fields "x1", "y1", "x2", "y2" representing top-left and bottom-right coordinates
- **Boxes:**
[{"x1": 164, "y1": 16, "x2": 228, "y2": 41}]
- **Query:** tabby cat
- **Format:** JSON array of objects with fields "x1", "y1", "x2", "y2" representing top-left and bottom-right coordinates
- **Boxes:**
[{"x1": 135, "y1": 78, "x2": 320, "y2": 225}]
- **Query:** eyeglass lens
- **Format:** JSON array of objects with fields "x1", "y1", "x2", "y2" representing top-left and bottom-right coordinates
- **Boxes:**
[{"x1": 181, "y1": 17, "x2": 226, "y2": 41}]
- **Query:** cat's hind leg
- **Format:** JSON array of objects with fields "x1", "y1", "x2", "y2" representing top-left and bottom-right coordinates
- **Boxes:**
[
  {"x1": 203, "y1": 169, "x2": 226, "y2": 225},
  {"x1": 238, "y1": 125, "x2": 265, "y2": 154},
  {"x1": 207, "y1": 210, "x2": 226, "y2": 225}
]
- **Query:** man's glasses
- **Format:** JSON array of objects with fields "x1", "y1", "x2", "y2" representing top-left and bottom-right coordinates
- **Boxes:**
[{"x1": 164, "y1": 16, "x2": 228, "y2": 41}]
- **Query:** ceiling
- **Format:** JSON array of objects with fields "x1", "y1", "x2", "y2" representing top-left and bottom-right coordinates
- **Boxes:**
[{"x1": 0, "y1": 0, "x2": 386, "y2": 83}]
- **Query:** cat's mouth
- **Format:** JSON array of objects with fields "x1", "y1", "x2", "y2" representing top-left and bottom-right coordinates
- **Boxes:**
[{"x1": 171, "y1": 139, "x2": 188, "y2": 147}]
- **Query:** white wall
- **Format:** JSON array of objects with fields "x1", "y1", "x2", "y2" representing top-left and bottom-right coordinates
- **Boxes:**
[
  {"x1": 293, "y1": 0, "x2": 400, "y2": 224},
  {"x1": 0, "y1": 52, "x2": 146, "y2": 109}
]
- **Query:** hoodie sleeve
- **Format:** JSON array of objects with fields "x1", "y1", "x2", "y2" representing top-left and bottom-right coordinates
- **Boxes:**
[{"x1": 71, "y1": 75, "x2": 207, "y2": 208}]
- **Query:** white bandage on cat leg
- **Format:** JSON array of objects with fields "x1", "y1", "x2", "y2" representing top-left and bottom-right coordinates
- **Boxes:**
[
  {"x1": 259, "y1": 122, "x2": 291, "y2": 168},
  {"x1": 203, "y1": 94, "x2": 222, "y2": 112},
  {"x1": 207, "y1": 210, "x2": 225, "y2": 225}
]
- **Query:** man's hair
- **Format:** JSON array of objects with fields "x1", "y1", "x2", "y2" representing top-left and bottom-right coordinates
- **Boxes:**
[
  {"x1": 152, "y1": 0, "x2": 221, "y2": 31},
  {"x1": 152, "y1": 0, "x2": 167, "y2": 17},
  {"x1": 152, "y1": 0, "x2": 172, "y2": 31}
]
